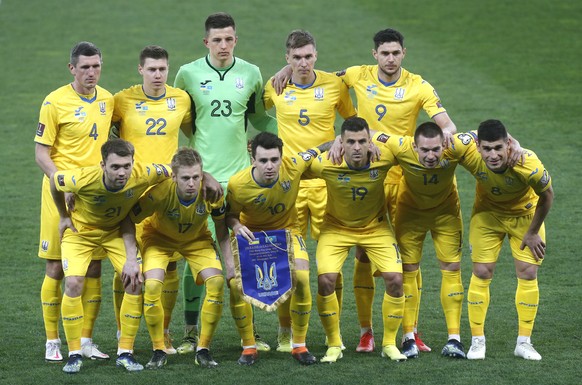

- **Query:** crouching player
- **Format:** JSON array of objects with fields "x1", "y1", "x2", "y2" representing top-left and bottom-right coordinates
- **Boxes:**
[{"x1": 128, "y1": 147, "x2": 229, "y2": 369}]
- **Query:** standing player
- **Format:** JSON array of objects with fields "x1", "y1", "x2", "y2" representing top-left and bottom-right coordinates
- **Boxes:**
[
  {"x1": 262, "y1": 29, "x2": 356, "y2": 351},
  {"x1": 128, "y1": 147, "x2": 228, "y2": 369},
  {"x1": 50, "y1": 139, "x2": 171, "y2": 373},
  {"x1": 305, "y1": 117, "x2": 406, "y2": 363},
  {"x1": 372, "y1": 123, "x2": 469, "y2": 359},
  {"x1": 35, "y1": 41, "x2": 111, "y2": 362},
  {"x1": 460, "y1": 120, "x2": 553, "y2": 361},
  {"x1": 111, "y1": 45, "x2": 192, "y2": 355},
  {"x1": 274, "y1": 28, "x2": 456, "y2": 352},
  {"x1": 226, "y1": 132, "x2": 329, "y2": 365},
  {"x1": 174, "y1": 12, "x2": 276, "y2": 353}
]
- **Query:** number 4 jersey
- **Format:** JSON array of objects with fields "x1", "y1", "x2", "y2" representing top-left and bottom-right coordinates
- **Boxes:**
[{"x1": 35, "y1": 84, "x2": 113, "y2": 170}]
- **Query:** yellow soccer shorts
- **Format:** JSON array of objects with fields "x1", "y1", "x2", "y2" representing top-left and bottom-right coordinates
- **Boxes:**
[
  {"x1": 296, "y1": 183, "x2": 326, "y2": 241},
  {"x1": 316, "y1": 222, "x2": 401, "y2": 275},
  {"x1": 383, "y1": 180, "x2": 399, "y2": 225},
  {"x1": 39, "y1": 177, "x2": 107, "y2": 261},
  {"x1": 290, "y1": 231, "x2": 309, "y2": 263},
  {"x1": 142, "y1": 234, "x2": 222, "y2": 284},
  {"x1": 61, "y1": 225, "x2": 142, "y2": 277},
  {"x1": 395, "y1": 199, "x2": 463, "y2": 265},
  {"x1": 469, "y1": 210, "x2": 545, "y2": 265}
]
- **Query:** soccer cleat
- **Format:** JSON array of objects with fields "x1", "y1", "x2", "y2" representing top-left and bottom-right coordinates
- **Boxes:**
[
  {"x1": 291, "y1": 347, "x2": 317, "y2": 365},
  {"x1": 177, "y1": 329, "x2": 198, "y2": 355},
  {"x1": 514, "y1": 342, "x2": 542, "y2": 361},
  {"x1": 62, "y1": 354, "x2": 83, "y2": 374},
  {"x1": 356, "y1": 330, "x2": 375, "y2": 353},
  {"x1": 402, "y1": 338, "x2": 419, "y2": 359},
  {"x1": 441, "y1": 339, "x2": 466, "y2": 359},
  {"x1": 321, "y1": 347, "x2": 343, "y2": 363},
  {"x1": 381, "y1": 345, "x2": 407, "y2": 362},
  {"x1": 195, "y1": 348, "x2": 219, "y2": 368},
  {"x1": 81, "y1": 342, "x2": 110, "y2": 360},
  {"x1": 255, "y1": 334, "x2": 271, "y2": 352},
  {"x1": 146, "y1": 349, "x2": 167, "y2": 369},
  {"x1": 325, "y1": 335, "x2": 346, "y2": 351},
  {"x1": 45, "y1": 339, "x2": 63, "y2": 362},
  {"x1": 276, "y1": 330, "x2": 292, "y2": 352},
  {"x1": 116, "y1": 352, "x2": 144, "y2": 372},
  {"x1": 467, "y1": 337, "x2": 486, "y2": 360},
  {"x1": 164, "y1": 332, "x2": 177, "y2": 355},
  {"x1": 238, "y1": 348, "x2": 258, "y2": 366},
  {"x1": 414, "y1": 332, "x2": 431, "y2": 352}
]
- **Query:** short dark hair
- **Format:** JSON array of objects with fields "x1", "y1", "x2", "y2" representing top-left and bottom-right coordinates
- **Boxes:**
[
  {"x1": 101, "y1": 138, "x2": 134, "y2": 162},
  {"x1": 251, "y1": 132, "x2": 283, "y2": 158},
  {"x1": 341, "y1": 117, "x2": 370, "y2": 136},
  {"x1": 414, "y1": 122, "x2": 443, "y2": 142},
  {"x1": 139, "y1": 45, "x2": 169, "y2": 66},
  {"x1": 171, "y1": 147, "x2": 203, "y2": 174},
  {"x1": 373, "y1": 29, "x2": 404, "y2": 50},
  {"x1": 205, "y1": 12, "x2": 235, "y2": 34},
  {"x1": 477, "y1": 119, "x2": 508, "y2": 142},
  {"x1": 286, "y1": 29, "x2": 316, "y2": 52},
  {"x1": 70, "y1": 41, "x2": 102, "y2": 67}
]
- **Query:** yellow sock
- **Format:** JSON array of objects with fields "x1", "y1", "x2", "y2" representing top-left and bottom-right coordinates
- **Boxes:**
[
  {"x1": 119, "y1": 293, "x2": 143, "y2": 351},
  {"x1": 62, "y1": 294, "x2": 83, "y2": 352},
  {"x1": 402, "y1": 270, "x2": 419, "y2": 334},
  {"x1": 317, "y1": 292, "x2": 341, "y2": 347},
  {"x1": 335, "y1": 272, "x2": 344, "y2": 316},
  {"x1": 440, "y1": 270, "x2": 464, "y2": 335},
  {"x1": 41, "y1": 275, "x2": 62, "y2": 340},
  {"x1": 277, "y1": 298, "x2": 292, "y2": 329},
  {"x1": 290, "y1": 270, "x2": 311, "y2": 345},
  {"x1": 381, "y1": 292, "x2": 404, "y2": 347},
  {"x1": 414, "y1": 267, "x2": 423, "y2": 330},
  {"x1": 144, "y1": 279, "x2": 164, "y2": 351},
  {"x1": 229, "y1": 282, "x2": 255, "y2": 346},
  {"x1": 112, "y1": 271, "x2": 124, "y2": 332},
  {"x1": 467, "y1": 274, "x2": 491, "y2": 337},
  {"x1": 162, "y1": 269, "x2": 179, "y2": 330},
  {"x1": 81, "y1": 277, "x2": 101, "y2": 339},
  {"x1": 516, "y1": 278, "x2": 539, "y2": 337},
  {"x1": 198, "y1": 275, "x2": 224, "y2": 349},
  {"x1": 353, "y1": 259, "x2": 375, "y2": 329}
]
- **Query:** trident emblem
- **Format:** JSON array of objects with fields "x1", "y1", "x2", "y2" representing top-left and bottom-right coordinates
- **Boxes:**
[{"x1": 255, "y1": 261, "x2": 278, "y2": 290}]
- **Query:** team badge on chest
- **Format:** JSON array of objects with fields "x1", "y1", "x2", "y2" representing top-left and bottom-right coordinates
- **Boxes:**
[{"x1": 235, "y1": 77, "x2": 244, "y2": 89}]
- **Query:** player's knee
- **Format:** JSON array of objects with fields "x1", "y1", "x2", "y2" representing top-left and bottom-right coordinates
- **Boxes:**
[
  {"x1": 402, "y1": 263, "x2": 419, "y2": 272},
  {"x1": 144, "y1": 279, "x2": 163, "y2": 300},
  {"x1": 45, "y1": 259, "x2": 64, "y2": 279},
  {"x1": 318, "y1": 273, "x2": 337, "y2": 295},
  {"x1": 383, "y1": 272, "x2": 403, "y2": 297},
  {"x1": 294, "y1": 270, "x2": 311, "y2": 298},
  {"x1": 205, "y1": 275, "x2": 225, "y2": 298},
  {"x1": 64, "y1": 276, "x2": 84, "y2": 297},
  {"x1": 472, "y1": 263, "x2": 494, "y2": 279},
  {"x1": 86, "y1": 260, "x2": 102, "y2": 278}
]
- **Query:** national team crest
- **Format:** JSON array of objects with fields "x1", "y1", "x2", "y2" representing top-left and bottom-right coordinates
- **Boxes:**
[
  {"x1": 99, "y1": 102, "x2": 107, "y2": 115},
  {"x1": 280, "y1": 180, "x2": 291, "y2": 192},
  {"x1": 369, "y1": 169, "x2": 379, "y2": 180},
  {"x1": 125, "y1": 189, "x2": 134, "y2": 199},
  {"x1": 232, "y1": 229, "x2": 296, "y2": 311},
  {"x1": 394, "y1": 87, "x2": 405, "y2": 100},
  {"x1": 314, "y1": 87, "x2": 324, "y2": 100},
  {"x1": 235, "y1": 77, "x2": 244, "y2": 89},
  {"x1": 505, "y1": 177, "x2": 514, "y2": 186},
  {"x1": 196, "y1": 203, "x2": 207, "y2": 215},
  {"x1": 366, "y1": 84, "x2": 378, "y2": 99},
  {"x1": 166, "y1": 98, "x2": 176, "y2": 111}
]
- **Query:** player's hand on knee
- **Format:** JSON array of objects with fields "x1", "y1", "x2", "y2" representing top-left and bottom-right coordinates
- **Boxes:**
[
  {"x1": 520, "y1": 232, "x2": 545, "y2": 261},
  {"x1": 122, "y1": 260, "x2": 143, "y2": 292}
]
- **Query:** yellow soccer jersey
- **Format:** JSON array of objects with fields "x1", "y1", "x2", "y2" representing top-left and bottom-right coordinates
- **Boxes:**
[
  {"x1": 373, "y1": 132, "x2": 474, "y2": 210},
  {"x1": 305, "y1": 152, "x2": 395, "y2": 230},
  {"x1": 54, "y1": 162, "x2": 171, "y2": 229},
  {"x1": 227, "y1": 150, "x2": 319, "y2": 232},
  {"x1": 130, "y1": 178, "x2": 225, "y2": 243},
  {"x1": 112, "y1": 84, "x2": 192, "y2": 164},
  {"x1": 338, "y1": 65, "x2": 446, "y2": 183},
  {"x1": 35, "y1": 84, "x2": 113, "y2": 169},
  {"x1": 460, "y1": 144, "x2": 552, "y2": 216},
  {"x1": 338, "y1": 66, "x2": 445, "y2": 135},
  {"x1": 264, "y1": 70, "x2": 356, "y2": 157}
]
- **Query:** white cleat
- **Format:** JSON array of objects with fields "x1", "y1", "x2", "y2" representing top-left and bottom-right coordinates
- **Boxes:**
[
  {"x1": 81, "y1": 341, "x2": 110, "y2": 360},
  {"x1": 467, "y1": 337, "x2": 486, "y2": 360},
  {"x1": 514, "y1": 342, "x2": 541, "y2": 361},
  {"x1": 45, "y1": 339, "x2": 63, "y2": 362}
]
